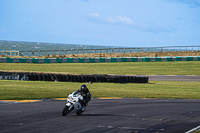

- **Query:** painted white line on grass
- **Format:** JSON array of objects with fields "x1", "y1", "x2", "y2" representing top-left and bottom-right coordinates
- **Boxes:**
[{"x1": 185, "y1": 125, "x2": 200, "y2": 133}]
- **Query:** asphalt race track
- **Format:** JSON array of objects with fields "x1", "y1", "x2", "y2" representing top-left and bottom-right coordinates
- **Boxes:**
[
  {"x1": 0, "y1": 75, "x2": 200, "y2": 133},
  {"x1": 1, "y1": 98, "x2": 200, "y2": 133},
  {"x1": 139, "y1": 75, "x2": 200, "y2": 81}
]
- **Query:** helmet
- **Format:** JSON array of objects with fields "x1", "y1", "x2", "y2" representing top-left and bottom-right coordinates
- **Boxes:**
[{"x1": 80, "y1": 84, "x2": 87, "y2": 92}]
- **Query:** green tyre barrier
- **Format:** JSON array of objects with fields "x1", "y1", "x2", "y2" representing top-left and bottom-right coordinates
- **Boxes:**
[
  {"x1": 44, "y1": 58, "x2": 51, "y2": 63},
  {"x1": 122, "y1": 58, "x2": 127, "y2": 62},
  {"x1": 111, "y1": 58, "x2": 117, "y2": 62},
  {"x1": 1, "y1": 56, "x2": 200, "y2": 63},
  {"x1": 167, "y1": 57, "x2": 172, "y2": 61},
  {"x1": 56, "y1": 58, "x2": 62, "y2": 63},
  {"x1": 187, "y1": 57, "x2": 193, "y2": 61},
  {"x1": 90, "y1": 58, "x2": 95, "y2": 63},
  {"x1": 100, "y1": 58, "x2": 105, "y2": 62},
  {"x1": 32, "y1": 58, "x2": 38, "y2": 63},
  {"x1": 19, "y1": 58, "x2": 26, "y2": 63},
  {"x1": 155, "y1": 57, "x2": 161, "y2": 61},
  {"x1": 79, "y1": 58, "x2": 85, "y2": 63},
  {"x1": 7, "y1": 58, "x2": 13, "y2": 63},
  {"x1": 66, "y1": 58, "x2": 73, "y2": 63},
  {"x1": 133, "y1": 58, "x2": 139, "y2": 62},
  {"x1": 143, "y1": 57, "x2": 150, "y2": 62},
  {"x1": 176, "y1": 57, "x2": 182, "y2": 61}
]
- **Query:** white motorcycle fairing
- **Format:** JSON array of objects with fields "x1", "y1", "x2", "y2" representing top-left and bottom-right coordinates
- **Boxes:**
[
  {"x1": 62, "y1": 91, "x2": 85, "y2": 116},
  {"x1": 66, "y1": 102, "x2": 82, "y2": 113}
]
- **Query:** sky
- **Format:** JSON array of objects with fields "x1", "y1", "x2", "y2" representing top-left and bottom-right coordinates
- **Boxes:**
[{"x1": 0, "y1": 0, "x2": 200, "y2": 47}]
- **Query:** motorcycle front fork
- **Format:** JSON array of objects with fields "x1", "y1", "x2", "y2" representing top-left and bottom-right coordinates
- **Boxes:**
[{"x1": 81, "y1": 106, "x2": 86, "y2": 111}]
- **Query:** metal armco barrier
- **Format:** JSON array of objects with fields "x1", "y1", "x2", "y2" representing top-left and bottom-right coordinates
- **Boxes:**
[
  {"x1": 0, "y1": 56, "x2": 200, "y2": 63},
  {"x1": 0, "y1": 71, "x2": 148, "y2": 83}
]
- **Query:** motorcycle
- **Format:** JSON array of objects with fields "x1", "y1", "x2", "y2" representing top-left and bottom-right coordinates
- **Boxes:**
[{"x1": 62, "y1": 91, "x2": 86, "y2": 116}]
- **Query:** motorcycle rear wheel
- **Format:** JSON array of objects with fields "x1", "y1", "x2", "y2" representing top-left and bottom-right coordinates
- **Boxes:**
[
  {"x1": 76, "y1": 110, "x2": 83, "y2": 115},
  {"x1": 62, "y1": 105, "x2": 69, "y2": 116}
]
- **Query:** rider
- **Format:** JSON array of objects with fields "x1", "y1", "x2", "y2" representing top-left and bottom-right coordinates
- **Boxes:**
[{"x1": 77, "y1": 84, "x2": 91, "y2": 106}]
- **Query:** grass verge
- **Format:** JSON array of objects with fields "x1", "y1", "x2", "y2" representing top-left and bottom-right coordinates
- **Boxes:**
[
  {"x1": 0, "y1": 61, "x2": 200, "y2": 75},
  {"x1": 194, "y1": 130, "x2": 200, "y2": 133},
  {"x1": 0, "y1": 80, "x2": 200, "y2": 100}
]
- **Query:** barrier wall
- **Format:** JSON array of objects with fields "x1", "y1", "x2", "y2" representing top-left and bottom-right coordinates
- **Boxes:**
[
  {"x1": 0, "y1": 56, "x2": 200, "y2": 63},
  {"x1": 0, "y1": 71, "x2": 148, "y2": 83}
]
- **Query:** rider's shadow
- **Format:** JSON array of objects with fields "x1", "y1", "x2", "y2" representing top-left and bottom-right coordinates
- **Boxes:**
[{"x1": 78, "y1": 114, "x2": 118, "y2": 116}]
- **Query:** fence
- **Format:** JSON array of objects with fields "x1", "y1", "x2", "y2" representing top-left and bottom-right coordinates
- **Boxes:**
[{"x1": 1, "y1": 46, "x2": 200, "y2": 57}]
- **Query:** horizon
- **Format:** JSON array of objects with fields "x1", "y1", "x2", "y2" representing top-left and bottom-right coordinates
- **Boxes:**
[{"x1": 1, "y1": 40, "x2": 200, "y2": 49}]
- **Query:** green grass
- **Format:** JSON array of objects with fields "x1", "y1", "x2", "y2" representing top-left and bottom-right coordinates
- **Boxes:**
[
  {"x1": 195, "y1": 130, "x2": 200, "y2": 133},
  {"x1": 0, "y1": 61, "x2": 200, "y2": 75},
  {"x1": 1, "y1": 61, "x2": 199, "y2": 100},
  {"x1": 0, "y1": 80, "x2": 200, "y2": 100}
]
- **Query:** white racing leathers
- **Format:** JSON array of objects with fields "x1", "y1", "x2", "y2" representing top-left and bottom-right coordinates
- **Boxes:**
[{"x1": 62, "y1": 91, "x2": 86, "y2": 116}]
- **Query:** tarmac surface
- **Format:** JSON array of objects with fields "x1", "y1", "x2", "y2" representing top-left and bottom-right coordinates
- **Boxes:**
[
  {"x1": 138, "y1": 75, "x2": 200, "y2": 81},
  {"x1": 1, "y1": 98, "x2": 200, "y2": 133}
]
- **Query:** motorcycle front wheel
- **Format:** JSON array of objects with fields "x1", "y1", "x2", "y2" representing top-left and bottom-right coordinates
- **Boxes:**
[{"x1": 62, "y1": 105, "x2": 69, "y2": 116}]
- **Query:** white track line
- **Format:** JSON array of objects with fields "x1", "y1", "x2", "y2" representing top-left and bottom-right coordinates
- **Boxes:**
[{"x1": 185, "y1": 125, "x2": 200, "y2": 133}]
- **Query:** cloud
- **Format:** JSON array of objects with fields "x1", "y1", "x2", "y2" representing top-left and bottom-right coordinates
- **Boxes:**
[
  {"x1": 87, "y1": 12, "x2": 175, "y2": 33},
  {"x1": 88, "y1": 12, "x2": 134, "y2": 25},
  {"x1": 167, "y1": 0, "x2": 200, "y2": 8}
]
